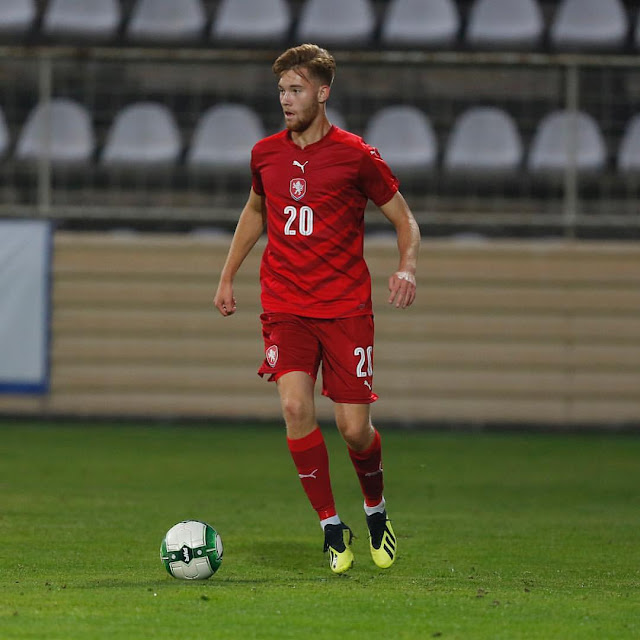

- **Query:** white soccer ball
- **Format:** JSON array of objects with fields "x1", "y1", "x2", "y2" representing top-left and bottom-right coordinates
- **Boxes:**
[{"x1": 160, "y1": 520, "x2": 223, "y2": 580}]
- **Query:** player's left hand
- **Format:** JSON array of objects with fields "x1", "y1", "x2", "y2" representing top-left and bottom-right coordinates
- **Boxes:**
[{"x1": 388, "y1": 271, "x2": 416, "y2": 309}]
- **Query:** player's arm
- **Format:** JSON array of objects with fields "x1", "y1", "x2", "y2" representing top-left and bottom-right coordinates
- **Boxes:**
[
  {"x1": 213, "y1": 188, "x2": 266, "y2": 317},
  {"x1": 379, "y1": 191, "x2": 421, "y2": 309}
]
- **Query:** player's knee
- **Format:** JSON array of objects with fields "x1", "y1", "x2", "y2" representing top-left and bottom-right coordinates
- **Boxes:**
[
  {"x1": 281, "y1": 395, "x2": 314, "y2": 431},
  {"x1": 340, "y1": 421, "x2": 374, "y2": 452}
]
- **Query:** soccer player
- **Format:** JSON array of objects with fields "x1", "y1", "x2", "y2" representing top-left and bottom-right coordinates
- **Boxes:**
[{"x1": 213, "y1": 43, "x2": 420, "y2": 574}]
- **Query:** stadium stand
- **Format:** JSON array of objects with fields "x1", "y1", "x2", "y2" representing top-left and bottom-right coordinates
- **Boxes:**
[
  {"x1": 211, "y1": 0, "x2": 292, "y2": 45},
  {"x1": 295, "y1": 0, "x2": 376, "y2": 47},
  {"x1": 0, "y1": 0, "x2": 35, "y2": 35},
  {"x1": 443, "y1": 106, "x2": 523, "y2": 178},
  {"x1": 327, "y1": 108, "x2": 347, "y2": 131},
  {"x1": 101, "y1": 102, "x2": 181, "y2": 168},
  {"x1": 187, "y1": 103, "x2": 265, "y2": 174},
  {"x1": 465, "y1": 0, "x2": 544, "y2": 50},
  {"x1": 549, "y1": 0, "x2": 629, "y2": 51},
  {"x1": 379, "y1": 0, "x2": 460, "y2": 48},
  {"x1": 15, "y1": 98, "x2": 95, "y2": 166},
  {"x1": 0, "y1": 107, "x2": 9, "y2": 158},
  {"x1": 126, "y1": 0, "x2": 207, "y2": 43},
  {"x1": 2, "y1": 233, "x2": 638, "y2": 426},
  {"x1": 42, "y1": 0, "x2": 121, "y2": 41},
  {"x1": 527, "y1": 110, "x2": 607, "y2": 179},
  {"x1": 617, "y1": 114, "x2": 640, "y2": 176},
  {"x1": 364, "y1": 105, "x2": 437, "y2": 179}
]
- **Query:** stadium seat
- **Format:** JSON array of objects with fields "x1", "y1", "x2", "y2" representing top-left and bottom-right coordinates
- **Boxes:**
[
  {"x1": 443, "y1": 107, "x2": 523, "y2": 178},
  {"x1": 327, "y1": 108, "x2": 347, "y2": 131},
  {"x1": 42, "y1": 0, "x2": 121, "y2": 40},
  {"x1": 101, "y1": 102, "x2": 181, "y2": 168},
  {"x1": 465, "y1": 0, "x2": 543, "y2": 50},
  {"x1": 15, "y1": 98, "x2": 95, "y2": 165},
  {"x1": 380, "y1": 0, "x2": 460, "y2": 48},
  {"x1": 617, "y1": 114, "x2": 640, "y2": 176},
  {"x1": 0, "y1": 107, "x2": 8, "y2": 158},
  {"x1": 0, "y1": 0, "x2": 36, "y2": 35},
  {"x1": 126, "y1": 0, "x2": 206, "y2": 42},
  {"x1": 527, "y1": 110, "x2": 607, "y2": 178},
  {"x1": 550, "y1": 0, "x2": 628, "y2": 51},
  {"x1": 211, "y1": 0, "x2": 291, "y2": 45},
  {"x1": 364, "y1": 105, "x2": 437, "y2": 178},
  {"x1": 296, "y1": 0, "x2": 376, "y2": 47},
  {"x1": 187, "y1": 103, "x2": 264, "y2": 174}
]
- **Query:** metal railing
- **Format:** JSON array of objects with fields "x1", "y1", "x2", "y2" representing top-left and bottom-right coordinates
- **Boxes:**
[{"x1": 0, "y1": 45, "x2": 638, "y2": 237}]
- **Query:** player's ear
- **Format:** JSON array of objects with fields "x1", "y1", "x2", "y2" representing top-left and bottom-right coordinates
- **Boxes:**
[{"x1": 318, "y1": 84, "x2": 330, "y2": 104}]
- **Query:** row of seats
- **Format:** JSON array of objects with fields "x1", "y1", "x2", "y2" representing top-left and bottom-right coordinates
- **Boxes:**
[
  {"x1": 1, "y1": 0, "x2": 639, "y2": 51},
  {"x1": 3, "y1": 99, "x2": 640, "y2": 179}
]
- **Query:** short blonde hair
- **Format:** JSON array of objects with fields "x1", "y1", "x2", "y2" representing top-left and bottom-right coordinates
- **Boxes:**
[{"x1": 272, "y1": 43, "x2": 335, "y2": 86}]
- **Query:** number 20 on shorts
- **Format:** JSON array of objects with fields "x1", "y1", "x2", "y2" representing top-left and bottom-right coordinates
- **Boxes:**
[{"x1": 354, "y1": 346, "x2": 373, "y2": 377}]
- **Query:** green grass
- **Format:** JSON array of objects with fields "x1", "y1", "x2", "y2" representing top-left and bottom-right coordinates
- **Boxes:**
[{"x1": 1, "y1": 421, "x2": 639, "y2": 639}]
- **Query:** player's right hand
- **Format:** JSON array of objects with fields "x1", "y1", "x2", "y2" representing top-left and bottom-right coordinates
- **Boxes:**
[{"x1": 213, "y1": 281, "x2": 237, "y2": 317}]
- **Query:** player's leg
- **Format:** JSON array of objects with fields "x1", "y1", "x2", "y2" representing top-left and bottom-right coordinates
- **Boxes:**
[
  {"x1": 279, "y1": 373, "x2": 336, "y2": 524},
  {"x1": 334, "y1": 403, "x2": 397, "y2": 569},
  {"x1": 318, "y1": 314, "x2": 397, "y2": 569},
  {"x1": 277, "y1": 371, "x2": 354, "y2": 573}
]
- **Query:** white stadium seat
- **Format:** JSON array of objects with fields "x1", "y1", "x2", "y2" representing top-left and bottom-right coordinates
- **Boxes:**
[
  {"x1": 187, "y1": 103, "x2": 264, "y2": 174},
  {"x1": 380, "y1": 0, "x2": 460, "y2": 48},
  {"x1": 15, "y1": 98, "x2": 95, "y2": 165},
  {"x1": 465, "y1": 0, "x2": 543, "y2": 50},
  {"x1": 617, "y1": 114, "x2": 640, "y2": 176},
  {"x1": 550, "y1": 0, "x2": 629, "y2": 51},
  {"x1": 42, "y1": 0, "x2": 121, "y2": 40},
  {"x1": 0, "y1": 0, "x2": 36, "y2": 35},
  {"x1": 296, "y1": 0, "x2": 376, "y2": 47},
  {"x1": 102, "y1": 102, "x2": 182, "y2": 168},
  {"x1": 327, "y1": 108, "x2": 347, "y2": 131},
  {"x1": 127, "y1": 0, "x2": 206, "y2": 42},
  {"x1": 444, "y1": 107, "x2": 523, "y2": 178},
  {"x1": 211, "y1": 0, "x2": 291, "y2": 45},
  {"x1": 527, "y1": 110, "x2": 607, "y2": 178},
  {"x1": 364, "y1": 105, "x2": 437, "y2": 178}
]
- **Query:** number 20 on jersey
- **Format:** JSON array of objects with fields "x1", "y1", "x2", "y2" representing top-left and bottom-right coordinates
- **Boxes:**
[{"x1": 284, "y1": 206, "x2": 313, "y2": 236}]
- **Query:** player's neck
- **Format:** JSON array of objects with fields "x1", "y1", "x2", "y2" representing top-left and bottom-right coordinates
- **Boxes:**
[{"x1": 290, "y1": 115, "x2": 331, "y2": 150}]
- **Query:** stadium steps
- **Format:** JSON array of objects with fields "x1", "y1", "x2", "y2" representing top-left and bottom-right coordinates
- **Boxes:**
[{"x1": 1, "y1": 232, "x2": 639, "y2": 426}]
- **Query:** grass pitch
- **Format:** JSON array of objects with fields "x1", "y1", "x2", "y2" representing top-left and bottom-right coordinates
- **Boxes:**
[{"x1": 1, "y1": 420, "x2": 639, "y2": 639}]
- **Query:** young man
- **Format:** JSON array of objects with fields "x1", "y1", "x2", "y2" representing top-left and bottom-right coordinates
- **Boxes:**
[{"x1": 213, "y1": 44, "x2": 420, "y2": 574}]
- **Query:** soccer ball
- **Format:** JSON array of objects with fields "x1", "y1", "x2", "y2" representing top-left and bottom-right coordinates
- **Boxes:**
[{"x1": 160, "y1": 520, "x2": 223, "y2": 580}]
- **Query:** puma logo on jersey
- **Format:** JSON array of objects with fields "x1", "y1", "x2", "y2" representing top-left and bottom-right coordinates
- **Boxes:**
[{"x1": 293, "y1": 160, "x2": 308, "y2": 173}]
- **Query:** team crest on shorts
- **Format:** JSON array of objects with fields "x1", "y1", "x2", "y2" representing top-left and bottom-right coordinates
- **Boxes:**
[
  {"x1": 266, "y1": 345, "x2": 279, "y2": 367},
  {"x1": 290, "y1": 178, "x2": 306, "y2": 201}
]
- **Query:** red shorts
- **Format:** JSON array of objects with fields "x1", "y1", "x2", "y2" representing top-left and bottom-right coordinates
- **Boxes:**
[{"x1": 258, "y1": 312, "x2": 377, "y2": 404}]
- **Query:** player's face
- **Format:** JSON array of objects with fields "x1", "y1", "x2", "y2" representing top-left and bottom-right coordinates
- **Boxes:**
[{"x1": 278, "y1": 69, "x2": 327, "y2": 133}]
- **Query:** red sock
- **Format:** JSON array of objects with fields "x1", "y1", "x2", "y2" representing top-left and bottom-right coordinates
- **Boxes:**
[
  {"x1": 287, "y1": 428, "x2": 336, "y2": 521},
  {"x1": 348, "y1": 429, "x2": 384, "y2": 507}
]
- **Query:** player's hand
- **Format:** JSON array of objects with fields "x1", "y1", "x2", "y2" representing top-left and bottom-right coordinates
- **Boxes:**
[
  {"x1": 388, "y1": 271, "x2": 416, "y2": 309},
  {"x1": 213, "y1": 281, "x2": 237, "y2": 317}
]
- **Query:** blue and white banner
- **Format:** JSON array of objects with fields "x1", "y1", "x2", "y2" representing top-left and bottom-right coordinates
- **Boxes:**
[{"x1": 0, "y1": 220, "x2": 52, "y2": 394}]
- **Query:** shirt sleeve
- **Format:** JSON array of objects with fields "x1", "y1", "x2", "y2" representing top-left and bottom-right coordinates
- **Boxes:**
[{"x1": 358, "y1": 144, "x2": 400, "y2": 207}]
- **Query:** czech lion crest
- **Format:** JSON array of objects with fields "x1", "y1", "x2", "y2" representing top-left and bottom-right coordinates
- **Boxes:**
[
  {"x1": 266, "y1": 345, "x2": 279, "y2": 367},
  {"x1": 290, "y1": 178, "x2": 306, "y2": 201}
]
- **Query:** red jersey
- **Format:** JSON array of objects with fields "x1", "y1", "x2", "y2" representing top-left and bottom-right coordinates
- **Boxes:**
[{"x1": 251, "y1": 126, "x2": 399, "y2": 318}]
